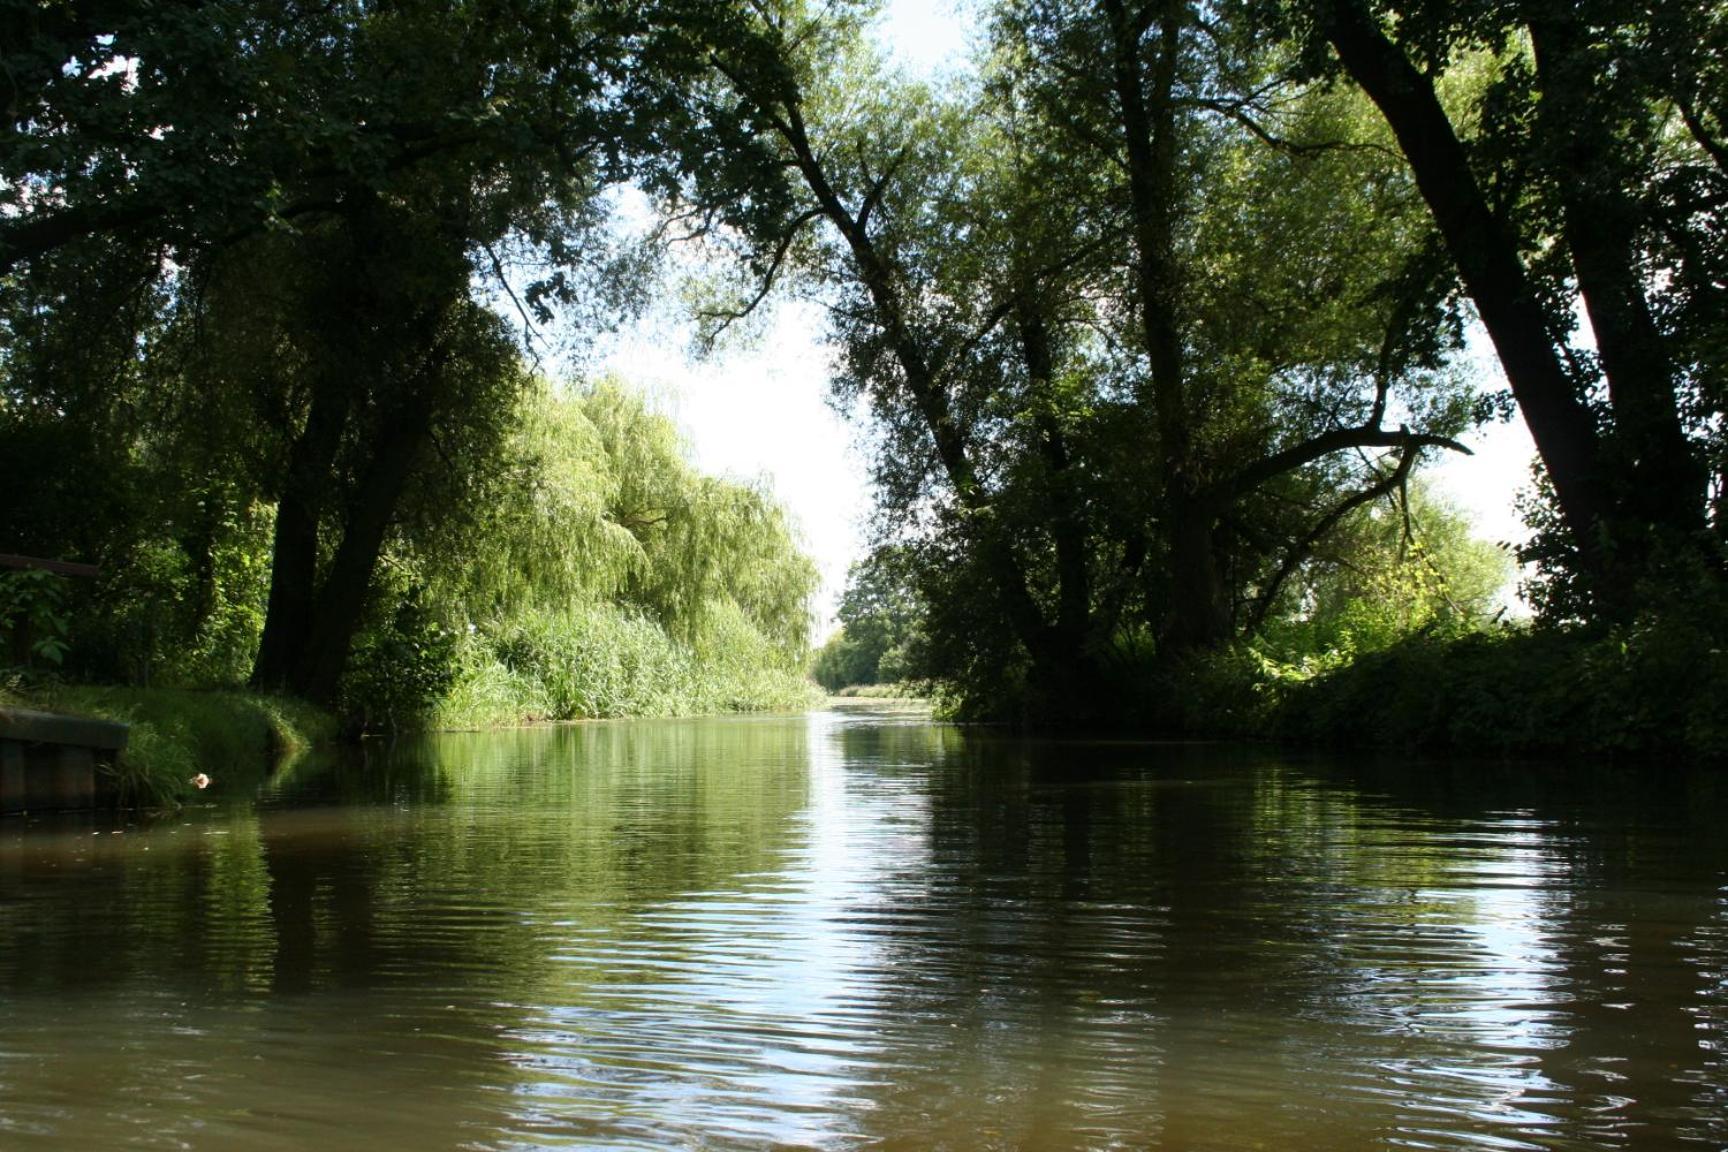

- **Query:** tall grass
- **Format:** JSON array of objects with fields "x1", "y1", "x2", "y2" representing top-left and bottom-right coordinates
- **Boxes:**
[{"x1": 433, "y1": 602, "x2": 819, "y2": 730}]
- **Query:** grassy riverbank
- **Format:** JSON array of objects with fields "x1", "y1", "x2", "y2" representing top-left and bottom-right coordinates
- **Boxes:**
[
  {"x1": 0, "y1": 682, "x2": 336, "y2": 807},
  {"x1": 828, "y1": 682, "x2": 929, "y2": 701}
]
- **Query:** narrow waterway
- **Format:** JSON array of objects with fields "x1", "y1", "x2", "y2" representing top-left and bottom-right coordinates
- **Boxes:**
[{"x1": 1, "y1": 704, "x2": 1724, "y2": 1149}]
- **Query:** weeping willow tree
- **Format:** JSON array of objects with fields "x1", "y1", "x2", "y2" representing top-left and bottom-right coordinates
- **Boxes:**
[{"x1": 353, "y1": 379, "x2": 820, "y2": 730}]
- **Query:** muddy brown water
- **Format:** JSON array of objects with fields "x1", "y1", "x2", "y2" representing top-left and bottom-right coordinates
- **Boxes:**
[{"x1": 1, "y1": 704, "x2": 1724, "y2": 1149}]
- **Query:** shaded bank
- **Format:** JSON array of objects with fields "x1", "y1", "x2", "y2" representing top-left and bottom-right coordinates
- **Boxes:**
[
  {"x1": 0, "y1": 684, "x2": 334, "y2": 808},
  {"x1": 1273, "y1": 620, "x2": 1728, "y2": 762},
  {"x1": 1117, "y1": 615, "x2": 1728, "y2": 764}
]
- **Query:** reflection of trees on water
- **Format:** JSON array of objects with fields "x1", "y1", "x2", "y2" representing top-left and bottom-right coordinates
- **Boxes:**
[
  {"x1": 1, "y1": 715, "x2": 1725, "y2": 1149},
  {"x1": 832, "y1": 726, "x2": 1728, "y2": 1149},
  {"x1": 1, "y1": 720, "x2": 811, "y2": 996},
  {"x1": 0, "y1": 718, "x2": 814, "y2": 1147},
  {"x1": 251, "y1": 721, "x2": 812, "y2": 996}
]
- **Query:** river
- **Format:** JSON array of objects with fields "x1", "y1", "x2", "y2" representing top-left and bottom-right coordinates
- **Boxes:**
[{"x1": 1, "y1": 703, "x2": 1724, "y2": 1149}]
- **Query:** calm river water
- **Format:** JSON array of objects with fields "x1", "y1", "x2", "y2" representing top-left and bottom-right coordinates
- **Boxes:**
[{"x1": 1, "y1": 704, "x2": 1726, "y2": 1149}]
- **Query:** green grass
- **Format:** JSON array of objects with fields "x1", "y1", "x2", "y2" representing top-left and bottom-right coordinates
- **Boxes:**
[{"x1": 2, "y1": 682, "x2": 335, "y2": 807}]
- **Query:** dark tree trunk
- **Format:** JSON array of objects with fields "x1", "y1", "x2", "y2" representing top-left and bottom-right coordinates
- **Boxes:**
[
  {"x1": 1163, "y1": 501, "x2": 1231, "y2": 650},
  {"x1": 290, "y1": 389, "x2": 438, "y2": 703},
  {"x1": 1017, "y1": 301, "x2": 1092, "y2": 655},
  {"x1": 1105, "y1": 0, "x2": 1232, "y2": 651},
  {"x1": 1016, "y1": 298, "x2": 1111, "y2": 722},
  {"x1": 1319, "y1": 0, "x2": 1611, "y2": 582},
  {"x1": 1527, "y1": 14, "x2": 1707, "y2": 547},
  {"x1": 250, "y1": 376, "x2": 348, "y2": 692}
]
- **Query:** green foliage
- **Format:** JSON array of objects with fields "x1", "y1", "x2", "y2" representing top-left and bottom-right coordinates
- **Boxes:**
[
  {"x1": 435, "y1": 603, "x2": 818, "y2": 729},
  {"x1": 810, "y1": 547, "x2": 926, "y2": 691},
  {"x1": 687, "y1": 0, "x2": 1489, "y2": 724},
  {"x1": 391, "y1": 381, "x2": 820, "y2": 730},
  {"x1": 831, "y1": 682, "x2": 930, "y2": 700},
  {"x1": 1276, "y1": 609, "x2": 1728, "y2": 762},
  {"x1": 1268, "y1": 0, "x2": 1727, "y2": 618},
  {"x1": 340, "y1": 583, "x2": 459, "y2": 732},
  {"x1": 10, "y1": 0, "x2": 1712, "y2": 756},
  {"x1": 1, "y1": 356, "x2": 819, "y2": 731},
  {"x1": 811, "y1": 629, "x2": 874, "y2": 692},
  {"x1": 3, "y1": 0, "x2": 803, "y2": 707},
  {"x1": 1257, "y1": 482, "x2": 1514, "y2": 668},
  {"x1": 0, "y1": 570, "x2": 72, "y2": 669}
]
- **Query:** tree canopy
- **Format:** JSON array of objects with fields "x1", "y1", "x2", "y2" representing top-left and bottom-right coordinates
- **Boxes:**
[{"x1": 5, "y1": 0, "x2": 1718, "y2": 728}]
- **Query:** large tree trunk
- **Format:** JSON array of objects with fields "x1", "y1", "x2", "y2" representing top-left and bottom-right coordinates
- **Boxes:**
[
  {"x1": 1017, "y1": 298, "x2": 1109, "y2": 721},
  {"x1": 1105, "y1": 0, "x2": 1231, "y2": 651},
  {"x1": 290, "y1": 387, "x2": 438, "y2": 703},
  {"x1": 1527, "y1": 14, "x2": 1707, "y2": 548},
  {"x1": 251, "y1": 195, "x2": 463, "y2": 702},
  {"x1": 1163, "y1": 501, "x2": 1231, "y2": 650},
  {"x1": 1319, "y1": 0, "x2": 1611, "y2": 584},
  {"x1": 251, "y1": 376, "x2": 348, "y2": 692}
]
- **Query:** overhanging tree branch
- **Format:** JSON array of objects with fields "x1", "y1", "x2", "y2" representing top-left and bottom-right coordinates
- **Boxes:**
[
  {"x1": 695, "y1": 204, "x2": 824, "y2": 346},
  {"x1": 1213, "y1": 421, "x2": 1468, "y2": 506},
  {"x1": 1242, "y1": 444, "x2": 1421, "y2": 635}
]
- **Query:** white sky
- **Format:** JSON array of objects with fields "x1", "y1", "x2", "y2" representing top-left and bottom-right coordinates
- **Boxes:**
[{"x1": 596, "y1": 0, "x2": 1538, "y2": 635}]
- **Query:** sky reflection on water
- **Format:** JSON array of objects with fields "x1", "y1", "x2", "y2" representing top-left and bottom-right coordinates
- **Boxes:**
[{"x1": 1, "y1": 707, "x2": 1725, "y2": 1149}]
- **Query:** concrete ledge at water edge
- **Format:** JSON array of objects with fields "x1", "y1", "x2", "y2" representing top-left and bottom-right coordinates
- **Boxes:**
[{"x1": 0, "y1": 706, "x2": 129, "y2": 814}]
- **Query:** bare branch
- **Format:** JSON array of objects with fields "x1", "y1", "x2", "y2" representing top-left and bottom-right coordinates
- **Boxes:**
[
  {"x1": 1214, "y1": 422, "x2": 1470, "y2": 505},
  {"x1": 481, "y1": 241, "x2": 546, "y2": 370},
  {"x1": 1189, "y1": 97, "x2": 1402, "y2": 162},
  {"x1": 1243, "y1": 447, "x2": 1420, "y2": 634},
  {"x1": 695, "y1": 205, "x2": 824, "y2": 346},
  {"x1": 857, "y1": 147, "x2": 909, "y2": 234},
  {"x1": 1678, "y1": 96, "x2": 1728, "y2": 175}
]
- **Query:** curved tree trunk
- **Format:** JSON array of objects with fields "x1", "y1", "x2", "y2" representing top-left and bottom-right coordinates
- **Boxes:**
[{"x1": 1319, "y1": 0, "x2": 1611, "y2": 587}]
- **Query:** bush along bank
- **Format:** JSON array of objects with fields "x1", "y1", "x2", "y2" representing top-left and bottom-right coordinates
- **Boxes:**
[
  {"x1": 1270, "y1": 616, "x2": 1728, "y2": 763},
  {"x1": 1106, "y1": 609, "x2": 1727, "y2": 764},
  {"x1": 428, "y1": 603, "x2": 821, "y2": 731}
]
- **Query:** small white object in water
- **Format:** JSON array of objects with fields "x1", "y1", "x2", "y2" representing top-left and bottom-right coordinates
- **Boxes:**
[{"x1": 190, "y1": 773, "x2": 211, "y2": 790}]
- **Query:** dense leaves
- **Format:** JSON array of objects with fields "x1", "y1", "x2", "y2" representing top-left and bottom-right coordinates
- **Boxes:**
[
  {"x1": 682, "y1": 0, "x2": 1487, "y2": 718},
  {"x1": 1, "y1": 0, "x2": 817, "y2": 719},
  {"x1": 4, "y1": 0, "x2": 1719, "y2": 737}
]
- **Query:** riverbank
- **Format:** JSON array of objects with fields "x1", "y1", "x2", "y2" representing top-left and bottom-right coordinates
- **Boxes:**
[
  {"x1": 1271, "y1": 619, "x2": 1728, "y2": 761},
  {"x1": 1128, "y1": 615, "x2": 1728, "y2": 763},
  {"x1": 0, "y1": 684, "x2": 335, "y2": 807},
  {"x1": 431, "y1": 608, "x2": 823, "y2": 730},
  {"x1": 828, "y1": 682, "x2": 929, "y2": 701},
  {"x1": 1, "y1": 662, "x2": 824, "y2": 809}
]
